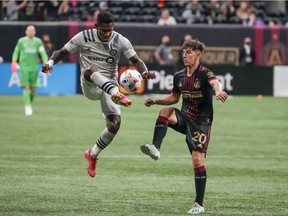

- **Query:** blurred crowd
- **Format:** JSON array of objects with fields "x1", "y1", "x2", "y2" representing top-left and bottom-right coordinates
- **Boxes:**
[{"x1": 1, "y1": 0, "x2": 287, "y2": 26}]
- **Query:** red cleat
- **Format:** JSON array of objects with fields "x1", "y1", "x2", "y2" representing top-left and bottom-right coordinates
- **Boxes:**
[
  {"x1": 84, "y1": 149, "x2": 98, "y2": 177},
  {"x1": 111, "y1": 92, "x2": 132, "y2": 107}
]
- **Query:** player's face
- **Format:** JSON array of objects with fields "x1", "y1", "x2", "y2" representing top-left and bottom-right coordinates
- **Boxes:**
[
  {"x1": 25, "y1": 26, "x2": 36, "y2": 39},
  {"x1": 96, "y1": 23, "x2": 114, "y2": 42},
  {"x1": 182, "y1": 47, "x2": 201, "y2": 67}
]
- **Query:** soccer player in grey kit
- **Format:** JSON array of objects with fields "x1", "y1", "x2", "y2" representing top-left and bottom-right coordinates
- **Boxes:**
[{"x1": 42, "y1": 11, "x2": 155, "y2": 178}]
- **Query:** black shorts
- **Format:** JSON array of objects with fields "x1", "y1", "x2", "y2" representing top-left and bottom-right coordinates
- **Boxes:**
[{"x1": 168, "y1": 108, "x2": 212, "y2": 154}]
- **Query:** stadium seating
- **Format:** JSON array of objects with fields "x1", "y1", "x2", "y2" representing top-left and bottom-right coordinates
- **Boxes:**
[{"x1": 1, "y1": 0, "x2": 286, "y2": 25}]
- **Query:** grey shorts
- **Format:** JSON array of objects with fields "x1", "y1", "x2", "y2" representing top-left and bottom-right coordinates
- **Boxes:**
[{"x1": 80, "y1": 76, "x2": 121, "y2": 116}]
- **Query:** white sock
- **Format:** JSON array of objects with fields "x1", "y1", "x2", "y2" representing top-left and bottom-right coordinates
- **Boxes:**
[
  {"x1": 91, "y1": 128, "x2": 116, "y2": 157},
  {"x1": 90, "y1": 72, "x2": 118, "y2": 95}
]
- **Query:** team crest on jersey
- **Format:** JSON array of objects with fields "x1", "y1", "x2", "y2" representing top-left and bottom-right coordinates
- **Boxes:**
[
  {"x1": 194, "y1": 80, "x2": 201, "y2": 89},
  {"x1": 207, "y1": 71, "x2": 215, "y2": 78},
  {"x1": 106, "y1": 57, "x2": 114, "y2": 64},
  {"x1": 110, "y1": 49, "x2": 117, "y2": 56}
]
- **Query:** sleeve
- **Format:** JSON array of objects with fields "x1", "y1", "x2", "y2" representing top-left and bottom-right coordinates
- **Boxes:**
[
  {"x1": 171, "y1": 75, "x2": 181, "y2": 94},
  {"x1": 38, "y1": 40, "x2": 48, "y2": 62},
  {"x1": 206, "y1": 70, "x2": 217, "y2": 83},
  {"x1": 120, "y1": 35, "x2": 136, "y2": 59},
  {"x1": 64, "y1": 32, "x2": 83, "y2": 53},
  {"x1": 12, "y1": 39, "x2": 21, "y2": 61}
]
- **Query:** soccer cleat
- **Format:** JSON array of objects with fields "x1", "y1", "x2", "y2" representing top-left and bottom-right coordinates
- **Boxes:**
[
  {"x1": 84, "y1": 149, "x2": 98, "y2": 178},
  {"x1": 24, "y1": 105, "x2": 33, "y2": 116},
  {"x1": 187, "y1": 202, "x2": 205, "y2": 215},
  {"x1": 140, "y1": 144, "x2": 160, "y2": 160},
  {"x1": 111, "y1": 92, "x2": 132, "y2": 107}
]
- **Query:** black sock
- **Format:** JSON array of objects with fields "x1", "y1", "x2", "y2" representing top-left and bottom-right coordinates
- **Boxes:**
[
  {"x1": 152, "y1": 116, "x2": 168, "y2": 150},
  {"x1": 194, "y1": 166, "x2": 207, "y2": 206}
]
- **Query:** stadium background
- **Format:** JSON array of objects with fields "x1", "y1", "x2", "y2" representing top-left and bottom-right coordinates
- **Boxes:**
[
  {"x1": 0, "y1": 0, "x2": 288, "y2": 97},
  {"x1": 1, "y1": 2, "x2": 288, "y2": 216}
]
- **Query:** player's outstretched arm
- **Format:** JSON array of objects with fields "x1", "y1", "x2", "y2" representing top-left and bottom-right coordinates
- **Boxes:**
[
  {"x1": 41, "y1": 47, "x2": 69, "y2": 74},
  {"x1": 129, "y1": 55, "x2": 155, "y2": 79},
  {"x1": 144, "y1": 93, "x2": 180, "y2": 107},
  {"x1": 209, "y1": 79, "x2": 228, "y2": 102}
]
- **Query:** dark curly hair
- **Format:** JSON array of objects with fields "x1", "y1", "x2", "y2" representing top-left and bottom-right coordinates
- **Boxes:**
[
  {"x1": 97, "y1": 11, "x2": 114, "y2": 25},
  {"x1": 182, "y1": 39, "x2": 205, "y2": 53}
]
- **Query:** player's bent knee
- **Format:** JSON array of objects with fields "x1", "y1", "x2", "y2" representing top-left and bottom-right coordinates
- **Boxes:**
[
  {"x1": 192, "y1": 152, "x2": 205, "y2": 167},
  {"x1": 83, "y1": 65, "x2": 97, "y2": 82},
  {"x1": 107, "y1": 123, "x2": 120, "y2": 134},
  {"x1": 159, "y1": 107, "x2": 175, "y2": 117},
  {"x1": 106, "y1": 115, "x2": 121, "y2": 134},
  {"x1": 159, "y1": 108, "x2": 176, "y2": 124},
  {"x1": 83, "y1": 70, "x2": 93, "y2": 82}
]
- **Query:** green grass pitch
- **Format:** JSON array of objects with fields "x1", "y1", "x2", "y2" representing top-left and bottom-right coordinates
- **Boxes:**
[{"x1": 0, "y1": 95, "x2": 287, "y2": 216}]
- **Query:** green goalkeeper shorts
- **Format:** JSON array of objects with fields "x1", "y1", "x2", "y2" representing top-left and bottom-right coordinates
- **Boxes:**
[{"x1": 19, "y1": 68, "x2": 38, "y2": 88}]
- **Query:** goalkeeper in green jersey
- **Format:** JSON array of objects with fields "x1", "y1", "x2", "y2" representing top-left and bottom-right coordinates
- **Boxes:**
[{"x1": 11, "y1": 25, "x2": 48, "y2": 116}]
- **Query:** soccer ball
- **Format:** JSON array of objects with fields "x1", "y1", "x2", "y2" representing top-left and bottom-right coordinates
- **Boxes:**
[{"x1": 119, "y1": 69, "x2": 142, "y2": 92}]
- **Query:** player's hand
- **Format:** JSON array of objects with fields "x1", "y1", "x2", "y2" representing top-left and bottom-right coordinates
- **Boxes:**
[
  {"x1": 142, "y1": 71, "x2": 156, "y2": 79},
  {"x1": 11, "y1": 61, "x2": 18, "y2": 73},
  {"x1": 144, "y1": 98, "x2": 157, "y2": 107},
  {"x1": 41, "y1": 63, "x2": 53, "y2": 74},
  {"x1": 215, "y1": 91, "x2": 228, "y2": 102}
]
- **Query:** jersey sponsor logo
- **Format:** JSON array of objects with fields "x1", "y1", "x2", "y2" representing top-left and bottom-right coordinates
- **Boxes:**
[
  {"x1": 110, "y1": 49, "x2": 117, "y2": 56},
  {"x1": 87, "y1": 56, "x2": 105, "y2": 61},
  {"x1": 182, "y1": 90, "x2": 203, "y2": 98},
  {"x1": 106, "y1": 57, "x2": 114, "y2": 64},
  {"x1": 193, "y1": 80, "x2": 201, "y2": 89},
  {"x1": 24, "y1": 47, "x2": 37, "y2": 54}
]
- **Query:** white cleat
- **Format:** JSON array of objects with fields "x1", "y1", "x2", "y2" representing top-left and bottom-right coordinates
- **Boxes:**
[
  {"x1": 187, "y1": 202, "x2": 205, "y2": 215},
  {"x1": 140, "y1": 144, "x2": 160, "y2": 160},
  {"x1": 24, "y1": 105, "x2": 33, "y2": 116}
]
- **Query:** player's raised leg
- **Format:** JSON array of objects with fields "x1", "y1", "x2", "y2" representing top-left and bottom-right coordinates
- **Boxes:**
[
  {"x1": 141, "y1": 115, "x2": 170, "y2": 160},
  {"x1": 84, "y1": 66, "x2": 132, "y2": 107},
  {"x1": 140, "y1": 144, "x2": 160, "y2": 160}
]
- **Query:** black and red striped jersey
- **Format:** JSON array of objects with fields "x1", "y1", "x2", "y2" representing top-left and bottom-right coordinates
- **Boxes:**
[{"x1": 172, "y1": 65, "x2": 218, "y2": 123}]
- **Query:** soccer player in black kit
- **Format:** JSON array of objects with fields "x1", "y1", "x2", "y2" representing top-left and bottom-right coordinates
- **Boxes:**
[{"x1": 140, "y1": 39, "x2": 228, "y2": 214}]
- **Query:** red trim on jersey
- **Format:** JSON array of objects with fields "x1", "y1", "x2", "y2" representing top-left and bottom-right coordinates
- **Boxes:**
[
  {"x1": 194, "y1": 166, "x2": 206, "y2": 173},
  {"x1": 157, "y1": 116, "x2": 169, "y2": 124},
  {"x1": 175, "y1": 68, "x2": 186, "y2": 76},
  {"x1": 208, "y1": 77, "x2": 217, "y2": 83},
  {"x1": 199, "y1": 65, "x2": 204, "y2": 71}
]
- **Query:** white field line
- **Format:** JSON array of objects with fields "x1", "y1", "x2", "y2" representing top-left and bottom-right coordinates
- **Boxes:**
[{"x1": 0, "y1": 155, "x2": 287, "y2": 159}]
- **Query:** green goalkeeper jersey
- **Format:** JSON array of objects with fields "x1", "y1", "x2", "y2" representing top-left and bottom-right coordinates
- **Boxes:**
[{"x1": 12, "y1": 36, "x2": 48, "y2": 71}]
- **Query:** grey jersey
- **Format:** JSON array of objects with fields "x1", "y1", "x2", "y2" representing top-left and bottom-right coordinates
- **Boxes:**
[{"x1": 64, "y1": 29, "x2": 136, "y2": 79}]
